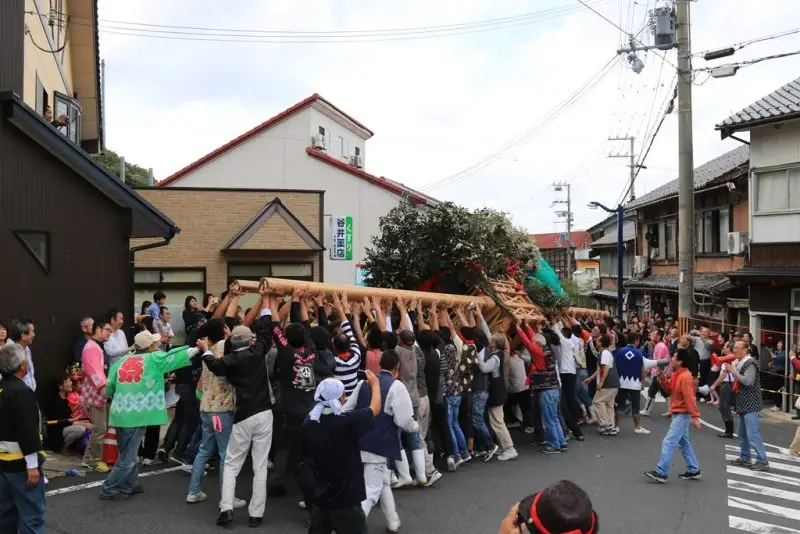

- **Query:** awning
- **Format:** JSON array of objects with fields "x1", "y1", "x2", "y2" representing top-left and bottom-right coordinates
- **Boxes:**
[
  {"x1": 591, "y1": 289, "x2": 620, "y2": 300},
  {"x1": 728, "y1": 267, "x2": 800, "y2": 279},
  {"x1": 624, "y1": 273, "x2": 735, "y2": 296}
]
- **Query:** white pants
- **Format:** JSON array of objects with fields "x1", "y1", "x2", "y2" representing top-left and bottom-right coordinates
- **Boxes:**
[
  {"x1": 362, "y1": 461, "x2": 400, "y2": 529},
  {"x1": 221, "y1": 410, "x2": 273, "y2": 518}
]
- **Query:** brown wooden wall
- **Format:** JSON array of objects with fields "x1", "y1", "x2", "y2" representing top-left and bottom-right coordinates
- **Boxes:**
[
  {"x1": 750, "y1": 244, "x2": 800, "y2": 268},
  {"x1": 0, "y1": 0, "x2": 24, "y2": 96},
  {"x1": 0, "y1": 116, "x2": 132, "y2": 401}
]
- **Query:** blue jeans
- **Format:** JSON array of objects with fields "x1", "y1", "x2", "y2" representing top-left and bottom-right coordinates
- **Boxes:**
[
  {"x1": 185, "y1": 423, "x2": 204, "y2": 465},
  {"x1": 188, "y1": 411, "x2": 234, "y2": 495},
  {"x1": 102, "y1": 427, "x2": 145, "y2": 497},
  {"x1": 446, "y1": 395, "x2": 468, "y2": 457},
  {"x1": 576, "y1": 369, "x2": 593, "y2": 411},
  {"x1": 738, "y1": 412, "x2": 768, "y2": 463},
  {"x1": 0, "y1": 469, "x2": 45, "y2": 534},
  {"x1": 472, "y1": 390, "x2": 495, "y2": 451},
  {"x1": 656, "y1": 414, "x2": 700, "y2": 477},
  {"x1": 400, "y1": 408, "x2": 423, "y2": 450},
  {"x1": 540, "y1": 389, "x2": 567, "y2": 449}
]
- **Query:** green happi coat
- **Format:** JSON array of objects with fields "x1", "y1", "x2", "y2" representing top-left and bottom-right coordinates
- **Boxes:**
[{"x1": 106, "y1": 346, "x2": 195, "y2": 428}]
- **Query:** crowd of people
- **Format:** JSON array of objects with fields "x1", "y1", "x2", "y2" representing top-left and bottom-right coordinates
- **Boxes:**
[{"x1": 0, "y1": 281, "x2": 791, "y2": 533}]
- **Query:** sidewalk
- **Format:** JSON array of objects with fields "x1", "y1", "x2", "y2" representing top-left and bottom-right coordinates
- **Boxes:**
[{"x1": 46, "y1": 406, "x2": 176, "y2": 480}]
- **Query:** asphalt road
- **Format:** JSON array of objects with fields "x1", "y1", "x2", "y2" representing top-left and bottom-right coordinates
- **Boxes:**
[{"x1": 43, "y1": 398, "x2": 800, "y2": 534}]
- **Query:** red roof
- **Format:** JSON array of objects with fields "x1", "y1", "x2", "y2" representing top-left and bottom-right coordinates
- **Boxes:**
[
  {"x1": 157, "y1": 93, "x2": 374, "y2": 187},
  {"x1": 530, "y1": 231, "x2": 592, "y2": 250},
  {"x1": 306, "y1": 148, "x2": 428, "y2": 205}
]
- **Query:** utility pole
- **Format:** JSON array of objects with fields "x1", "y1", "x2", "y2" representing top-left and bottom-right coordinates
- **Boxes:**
[
  {"x1": 676, "y1": 0, "x2": 695, "y2": 332},
  {"x1": 608, "y1": 135, "x2": 642, "y2": 202},
  {"x1": 551, "y1": 181, "x2": 573, "y2": 280}
]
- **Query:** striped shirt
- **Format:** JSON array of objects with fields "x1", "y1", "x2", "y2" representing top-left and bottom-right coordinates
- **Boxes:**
[{"x1": 334, "y1": 320, "x2": 361, "y2": 397}]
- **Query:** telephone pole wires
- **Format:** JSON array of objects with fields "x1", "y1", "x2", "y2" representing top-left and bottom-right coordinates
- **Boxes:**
[{"x1": 608, "y1": 135, "x2": 644, "y2": 202}]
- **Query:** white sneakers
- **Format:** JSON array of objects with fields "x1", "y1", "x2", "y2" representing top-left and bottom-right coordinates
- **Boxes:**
[
  {"x1": 633, "y1": 427, "x2": 651, "y2": 435},
  {"x1": 497, "y1": 448, "x2": 519, "y2": 461},
  {"x1": 186, "y1": 491, "x2": 207, "y2": 504},
  {"x1": 186, "y1": 491, "x2": 247, "y2": 510}
]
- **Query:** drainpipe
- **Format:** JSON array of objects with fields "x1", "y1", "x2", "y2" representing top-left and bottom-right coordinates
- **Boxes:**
[{"x1": 129, "y1": 233, "x2": 176, "y2": 317}]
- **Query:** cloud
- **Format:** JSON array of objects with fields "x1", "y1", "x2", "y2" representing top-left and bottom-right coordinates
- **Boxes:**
[{"x1": 98, "y1": 0, "x2": 800, "y2": 231}]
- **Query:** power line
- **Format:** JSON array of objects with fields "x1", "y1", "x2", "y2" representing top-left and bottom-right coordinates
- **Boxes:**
[
  {"x1": 37, "y1": 2, "x2": 612, "y2": 44},
  {"x1": 694, "y1": 26, "x2": 800, "y2": 58},
  {"x1": 576, "y1": 0, "x2": 678, "y2": 70},
  {"x1": 696, "y1": 49, "x2": 800, "y2": 73},
  {"x1": 421, "y1": 55, "x2": 622, "y2": 192},
  {"x1": 616, "y1": 79, "x2": 677, "y2": 206}
]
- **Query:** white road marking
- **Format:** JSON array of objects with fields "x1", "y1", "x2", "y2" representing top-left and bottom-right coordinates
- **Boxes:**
[
  {"x1": 46, "y1": 466, "x2": 183, "y2": 497},
  {"x1": 725, "y1": 444, "x2": 800, "y2": 464},
  {"x1": 727, "y1": 465, "x2": 800, "y2": 487},
  {"x1": 729, "y1": 516, "x2": 800, "y2": 534},
  {"x1": 728, "y1": 479, "x2": 800, "y2": 502},
  {"x1": 728, "y1": 495, "x2": 800, "y2": 521},
  {"x1": 724, "y1": 454, "x2": 800, "y2": 475}
]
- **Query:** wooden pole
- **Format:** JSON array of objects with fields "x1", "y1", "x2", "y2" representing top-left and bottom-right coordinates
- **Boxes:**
[{"x1": 234, "y1": 278, "x2": 496, "y2": 308}]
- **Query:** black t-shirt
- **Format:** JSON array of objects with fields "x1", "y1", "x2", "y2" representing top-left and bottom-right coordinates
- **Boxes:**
[
  {"x1": 47, "y1": 394, "x2": 71, "y2": 450},
  {"x1": 273, "y1": 323, "x2": 319, "y2": 416},
  {"x1": 301, "y1": 408, "x2": 374, "y2": 510}
]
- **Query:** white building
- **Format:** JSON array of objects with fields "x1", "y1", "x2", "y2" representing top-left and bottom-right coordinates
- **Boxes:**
[
  {"x1": 717, "y1": 76, "x2": 800, "y2": 352},
  {"x1": 158, "y1": 93, "x2": 437, "y2": 285}
]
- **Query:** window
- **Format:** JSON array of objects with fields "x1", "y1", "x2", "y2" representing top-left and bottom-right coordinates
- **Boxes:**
[
  {"x1": 695, "y1": 208, "x2": 728, "y2": 253},
  {"x1": 339, "y1": 136, "x2": 349, "y2": 158},
  {"x1": 228, "y1": 262, "x2": 313, "y2": 282},
  {"x1": 13, "y1": 231, "x2": 49, "y2": 273},
  {"x1": 793, "y1": 289, "x2": 800, "y2": 311},
  {"x1": 53, "y1": 91, "x2": 81, "y2": 144},
  {"x1": 664, "y1": 219, "x2": 677, "y2": 261},
  {"x1": 133, "y1": 268, "x2": 206, "y2": 289},
  {"x1": 35, "y1": 75, "x2": 46, "y2": 115},
  {"x1": 132, "y1": 268, "x2": 206, "y2": 342},
  {"x1": 318, "y1": 126, "x2": 326, "y2": 137},
  {"x1": 354, "y1": 146, "x2": 361, "y2": 157},
  {"x1": 755, "y1": 167, "x2": 800, "y2": 212}
]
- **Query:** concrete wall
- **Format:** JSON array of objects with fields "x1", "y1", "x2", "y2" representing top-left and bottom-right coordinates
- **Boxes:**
[{"x1": 308, "y1": 107, "x2": 366, "y2": 165}]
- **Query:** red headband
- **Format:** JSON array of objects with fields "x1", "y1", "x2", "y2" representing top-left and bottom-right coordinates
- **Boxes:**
[{"x1": 527, "y1": 492, "x2": 596, "y2": 534}]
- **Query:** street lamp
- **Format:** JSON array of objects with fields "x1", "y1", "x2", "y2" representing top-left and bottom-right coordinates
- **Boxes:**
[{"x1": 588, "y1": 201, "x2": 625, "y2": 319}]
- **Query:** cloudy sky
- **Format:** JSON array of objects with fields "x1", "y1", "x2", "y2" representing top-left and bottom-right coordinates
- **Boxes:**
[{"x1": 98, "y1": 0, "x2": 800, "y2": 233}]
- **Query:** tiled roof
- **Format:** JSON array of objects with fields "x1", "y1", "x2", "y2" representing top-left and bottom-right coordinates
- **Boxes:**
[
  {"x1": 158, "y1": 93, "x2": 373, "y2": 187},
  {"x1": 717, "y1": 77, "x2": 800, "y2": 136},
  {"x1": 624, "y1": 145, "x2": 749, "y2": 210},
  {"x1": 529, "y1": 231, "x2": 592, "y2": 250},
  {"x1": 624, "y1": 273, "x2": 734, "y2": 295},
  {"x1": 590, "y1": 220, "x2": 636, "y2": 247}
]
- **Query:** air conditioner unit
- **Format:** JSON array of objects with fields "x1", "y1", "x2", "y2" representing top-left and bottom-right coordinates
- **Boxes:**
[
  {"x1": 727, "y1": 232, "x2": 748, "y2": 255},
  {"x1": 634, "y1": 255, "x2": 649, "y2": 275},
  {"x1": 350, "y1": 154, "x2": 363, "y2": 168},
  {"x1": 311, "y1": 134, "x2": 327, "y2": 150}
]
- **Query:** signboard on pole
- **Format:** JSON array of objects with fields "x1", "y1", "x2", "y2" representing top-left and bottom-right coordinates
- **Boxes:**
[{"x1": 330, "y1": 215, "x2": 353, "y2": 260}]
